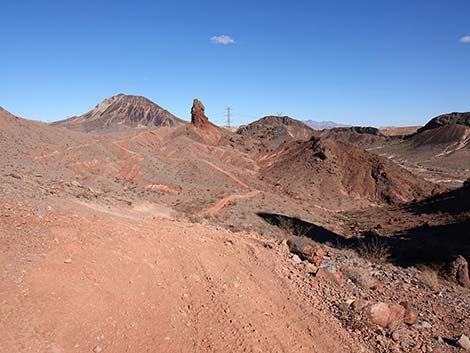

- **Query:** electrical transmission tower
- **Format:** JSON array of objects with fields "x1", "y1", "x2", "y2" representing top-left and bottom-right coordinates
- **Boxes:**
[{"x1": 225, "y1": 106, "x2": 232, "y2": 128}]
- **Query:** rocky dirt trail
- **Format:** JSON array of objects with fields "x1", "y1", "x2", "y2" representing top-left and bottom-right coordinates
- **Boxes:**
[
  {"x1": 0, "y1": 198, "x2": 367, "y2": 353},
  {"x1": 204, "y1": 190, "x2": 261, "y2": 216},
  {"x1": 200, "y1": 159, "x2": 262, "y2": 216}
]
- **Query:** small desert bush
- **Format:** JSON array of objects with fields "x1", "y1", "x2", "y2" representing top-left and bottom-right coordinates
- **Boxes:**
[
  {"x1": 388, "y1": 316, "x2": 405, "y2": 336},
  {"x1": 417, "y1": 268, "x2": 440, "y2": 291},
  {"x1": 277, "y1": 216, "x2": 295, "y2": 233},
  {"x1": 276, "y1": 216, "x2": 313, "y2": 237},
  {"x1": 356, "y1": 235, "x2": 391, "y2": 264},
  {"x1": 343, "y1": 266, "x2": 376, "y2": 290}
]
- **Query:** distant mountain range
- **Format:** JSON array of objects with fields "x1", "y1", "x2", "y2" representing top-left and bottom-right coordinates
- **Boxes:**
[{"x1": 302, "y1": 120, "x2": 351, "y2": 130}]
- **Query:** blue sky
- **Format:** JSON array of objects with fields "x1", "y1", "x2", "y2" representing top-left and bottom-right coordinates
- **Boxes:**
[{"x1": 2, "y1": 0, "x2": 470, "y2": 127}]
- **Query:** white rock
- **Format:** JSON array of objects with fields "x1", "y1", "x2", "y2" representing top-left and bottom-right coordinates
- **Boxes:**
[{"x1": 456, "y1": 335, "x2": 470, "y2": 350}]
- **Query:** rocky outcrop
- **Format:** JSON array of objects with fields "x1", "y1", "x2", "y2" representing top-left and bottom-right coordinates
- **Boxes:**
[
  {"x1": 446, "y1": 255, "x2": 470, "y2": 288},
  {"x1": 186, "y1": 98, "x2": 224, "y2": 143},
  {"x1": 191, "y1": 99, "x2": 210, "y2": 128},
  {"x1": 287, "y1": 236, "x2": 324, "y2": 267}
]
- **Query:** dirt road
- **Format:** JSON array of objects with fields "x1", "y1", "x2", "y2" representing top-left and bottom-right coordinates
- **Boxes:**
[
  {"x1": 0, "y1": 199, "x2": 363, "y2": 353},
  {"x1": 204, "y1": 190, "x2": 261, "y2": 216},
  {"x1": 200, "y1": 159, "x2": 262, "y2": 215}
]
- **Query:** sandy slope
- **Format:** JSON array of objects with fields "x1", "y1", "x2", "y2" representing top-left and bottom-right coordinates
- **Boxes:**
[{"x1": 0, "y1": 198, "x2": 366, "y2": 353}]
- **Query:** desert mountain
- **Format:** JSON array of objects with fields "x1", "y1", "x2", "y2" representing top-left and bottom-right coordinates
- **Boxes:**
[
  {"x1": 53, "y1": 94, "x2": 185, "y2": 132},
  {"x1": 303, "y1": 120, "x2": 351, "y2": 130},
  {"x1": 408, "y1": 112, "x2": 470, "y2": 149},
  {"x1": 260, "y1": 136, "x2": 441, "y2": 209},
  {"x1": 417, "y1": 112, "x2": 470, "y2": 133},
  {"x1": 236, "y1": 115, "x2": 315, "y2": 149}
]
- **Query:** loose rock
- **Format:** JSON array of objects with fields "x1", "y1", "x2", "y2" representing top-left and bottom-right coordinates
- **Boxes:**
[
  {"x1": 364, "y1": 302, "x2": 418, "y2": 329},
  {"x1": 456, "y1": 334, "x2": 470, "y2": 350},
  {"x1": 286, "y1": 236, "x2": 324, "y2": 267},
  {"x1": 292, "y1": 254, "x2": 302, "y2": 264},
  {"x1": 365, "y1": 302, "x2": 406, "y2": 328},
  {"x1": 446, "y1": 255, "x2": 470, "y2": 288}
]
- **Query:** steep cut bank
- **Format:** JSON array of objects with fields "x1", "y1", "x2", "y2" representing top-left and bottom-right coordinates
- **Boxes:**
[
  {"x1": 261, "y1": 136, "x2": 442, "y2": 209},
  {"x1": 53, "y1": 94, "x2": 185, "y2": 132}
]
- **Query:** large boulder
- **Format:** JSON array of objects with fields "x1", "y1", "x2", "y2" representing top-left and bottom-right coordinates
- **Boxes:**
[
  {"x1": 363, "y1": 302, "x2": 418, "y2": 328},
  {"x1": 446, "y1": 255, "x2": 470, "y2": 288},
  {"x1": 286, "y1": 237, "x2": 324, "y2": 267}
]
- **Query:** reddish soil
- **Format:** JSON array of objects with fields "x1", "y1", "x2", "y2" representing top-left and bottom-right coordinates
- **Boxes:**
[
  {"x1": 0, "y1": 197, "x2": 366, "y2": 353},
  {"x1": 1, "y1": 100, "x2": 469, "y2": 353}
]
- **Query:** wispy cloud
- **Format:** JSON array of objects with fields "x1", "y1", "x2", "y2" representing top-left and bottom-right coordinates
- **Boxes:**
[
  {"x1": 459, "y1": 36, "x2": 470, "y2": 43},
  {"x1": 210, "y1": 35, "x2": 235, "y2": 45}
]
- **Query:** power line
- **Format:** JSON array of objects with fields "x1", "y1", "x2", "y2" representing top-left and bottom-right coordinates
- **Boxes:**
[{"x1": 225, "y1": 106, "x2": 232, "y2": 128}]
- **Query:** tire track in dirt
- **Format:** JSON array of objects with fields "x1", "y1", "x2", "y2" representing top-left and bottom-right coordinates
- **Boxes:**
[
  {"x1": 200, "y1": 160, "x2": 260, "y2": 216},
  {"x1": 34, "y1": 143, "x2": 93, "y2": 160},
  {"x1": 204, "y1": 190, "x2": 260, "y2": 216},
  {"x1": 112, "y1": 140, "x2": 140, "y2": 156},
  {"x1": 200, "y1": 160, "x2": 251, "y2": 189}
]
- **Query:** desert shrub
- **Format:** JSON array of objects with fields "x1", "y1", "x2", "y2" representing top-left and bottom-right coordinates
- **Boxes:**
[
  {"x1": 418, "y1": 268, "x2": 440, "y2": 291},
  {"x1": 297, "y1": 224, "x2": 313, "y2": 237},
  {"x1": 277, "y1": 216, "x2": 295, "y2": 233},
  {"x1": 343, "y1": 266, "x2": 376, "y2": 290},
  {"x1": 388, "y1": 316, "x2": 405, "y2": 336},
  {"x1": 356, "y1": 235, "x2": 391, "y2": 263}
]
